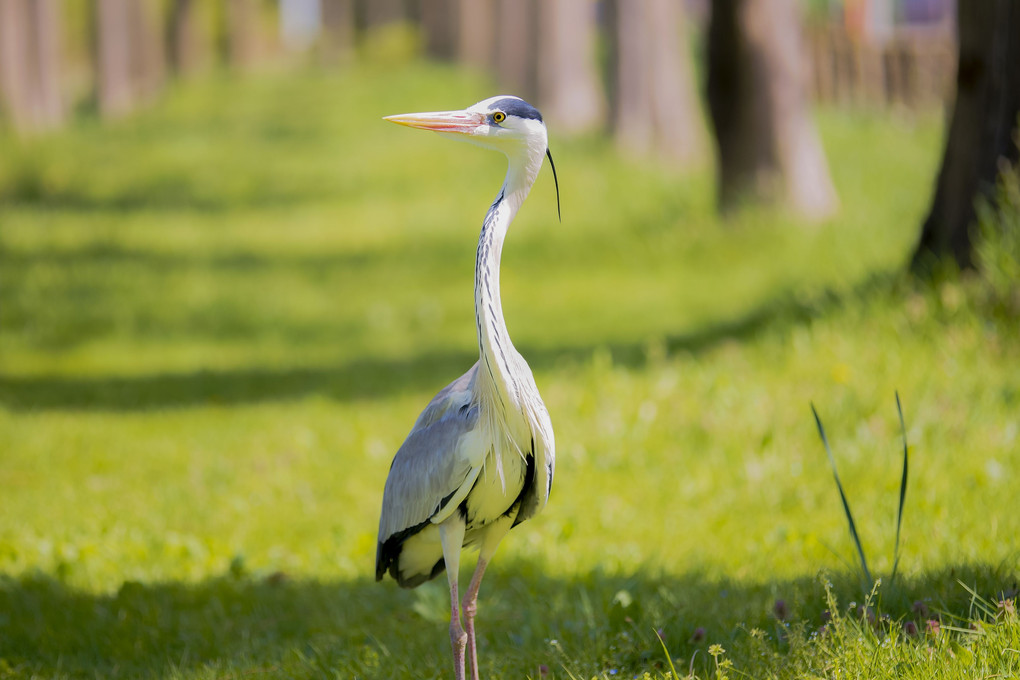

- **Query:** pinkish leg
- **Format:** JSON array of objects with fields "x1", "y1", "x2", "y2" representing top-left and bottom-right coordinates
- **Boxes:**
[
  {"x1": 461, "y1": 515, "x2": 514, "y2": 680},
  {"x1": 440, "y1": 519, "x2": 467, "y2": 680},
  {"x1": 461, "y1": 555, "x2": 490, "y2": 680}
]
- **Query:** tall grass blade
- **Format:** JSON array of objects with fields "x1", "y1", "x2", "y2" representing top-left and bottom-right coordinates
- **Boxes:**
[
  {"x1": 811, "y1": 403, "x2": 873, "y2": 587},
  {"x1": 653, "y1": 628, "x2": 681, "y2": 680},
  {"x1": 890, "y1": 391, "x2": 909, "y2": 584}
]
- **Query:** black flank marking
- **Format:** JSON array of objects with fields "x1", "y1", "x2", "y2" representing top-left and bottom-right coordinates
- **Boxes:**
[
  {"x1": 460, "y1": 466, "x2": 486, "y2": 526},
  {"x1": 427, "y1": 558, "x2": 447, "y2": 583},
  {"x1": 377, "y1": 517, "x2": 430, "y2": 583},
  {"x1": 376, "y1": 482, "x2": 468, "y2": 586},
  {"x1": 509, "y1": 451, "x2": 537, "y2": 528},
  {"x1": 438, "y1": 486, "x2": 460, "y2": 510},
  {"x1": 396, "y1": 559, "x2": 444, "y2": 589},
  {"x1": 375, "y1": 541, "x2": 387, "y2": 581}
]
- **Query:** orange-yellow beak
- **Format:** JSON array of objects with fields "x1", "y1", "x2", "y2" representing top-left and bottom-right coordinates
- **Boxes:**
[{"x1": 383, "y1": 110, "x2": 486, "y2": 135}]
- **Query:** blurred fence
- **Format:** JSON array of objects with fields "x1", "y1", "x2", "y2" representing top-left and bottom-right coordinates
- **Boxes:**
[{"x1": 808, "y1": 23, "x2": 956, "y2": 108}]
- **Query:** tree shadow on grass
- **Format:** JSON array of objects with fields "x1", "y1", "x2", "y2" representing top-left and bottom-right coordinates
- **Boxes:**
[
  {"x1": 0, "y1": 283, "x2": 845, "y2": 413},
  {"x1": 1, "y1": 560, "x2": 1015, "y2": 679},
  {"x1": 0, "y1": 167, "x2": 331, "y2": 215}
]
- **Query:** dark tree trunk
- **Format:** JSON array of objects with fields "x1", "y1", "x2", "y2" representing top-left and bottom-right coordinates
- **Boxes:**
[
  {"x1": 706, "y1": 0, "x2": 838, "y2": 220},
  {"x1": 536, "y1": 0, "x2": 603, "y2": 134},
  {"x1": 607, "y1": 0, "x2": 704, "y2": 163},
  {"x1": 912, "y1": 0, "x2": 1020, "y2": 271}
]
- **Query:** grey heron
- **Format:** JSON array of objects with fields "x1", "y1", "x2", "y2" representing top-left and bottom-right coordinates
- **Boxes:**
[{"x1": 376, "y1": 95, "x2": 559, "y2": 680}]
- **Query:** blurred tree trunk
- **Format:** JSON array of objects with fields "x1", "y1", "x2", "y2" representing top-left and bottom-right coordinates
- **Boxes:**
[
  {"x1": 0, "y1": 0, "x2": 64, "y2": 133},
  {"x1": 320, "y1": 0, "x2": 355, "y2": 64},
  {"x1": 537, "y1": 0, "x2": 604, "y2": 134},
  {"x1": 0, "y1": 0, "x2": 29, "y2": 126},
  {"x1": 224, "y1": 0, "x2": 259, "y2": 70},
  {"x1": 94, "y1": 0, "x2": 164, "y2": 118},
  {"x1": 28, "y1": 0, "x2": 64, "y2": 129},
  {"x1": 607, "y1": 0, "x2": 704, "y2": 163},
  {"x1": 95, "y1": 0, "x2": 135, "y2": 117},
  {"x1": 127, "y1": 0, "x2": 165, "y2": 101},
  {"x1": 706, "y1": 0, "x2": 838, "y2": 220},
  {"x1": 358, "y1": 0, "x2": 406, "y2": 30},
  {"x1": 168, "y1": 0, "x2": 213, "y2": 77},
  {"x1": 493, "y1": 0, "x2": 537, "y2": 101},
  {"x1": 168, "y1": 0, "x2": 197, "y2": 74},
  {"x1": 420, "y1": 0, "x2": 457, "y2": 60},
  {"x1": 911, "y1": 0, "x2": 1020, "y2": 271},
  {"x1": 456, "y1": 0, "x2": 495, "y2": 70}
]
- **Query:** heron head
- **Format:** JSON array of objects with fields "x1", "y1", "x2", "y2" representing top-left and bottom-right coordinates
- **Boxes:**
[
  {"x1": 384, "y1": 95, "x2": 547, "y2": 156},
  {"x1": 385, "y1": 96, "x2": 560, "y2": 220}
]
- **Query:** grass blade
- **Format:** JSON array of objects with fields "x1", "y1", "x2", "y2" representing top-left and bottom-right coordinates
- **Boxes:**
[
  {"x1": 890, "y1": 391, "x2": 909, "y2": 584},
  {"x1": 653, "y1": 628, "x2": 681, "y2": 680},
  {"x1": 811, "y1": 403, "x2": 873, "y2": 587}
]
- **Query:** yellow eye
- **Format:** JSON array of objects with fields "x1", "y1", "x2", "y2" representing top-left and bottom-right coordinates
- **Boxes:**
[{"x1": 492, "y1": 111, "x2": 506, "y2": 124}]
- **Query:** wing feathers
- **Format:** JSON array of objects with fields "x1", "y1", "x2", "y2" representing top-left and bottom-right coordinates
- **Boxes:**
[{"x1": 376, "y1": 364, "x2": 483, "y2": 570}]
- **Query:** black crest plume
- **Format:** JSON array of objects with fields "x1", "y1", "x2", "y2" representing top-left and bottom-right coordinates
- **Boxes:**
[{"x1": 545, "y1": 148, "x2": 561, "y2": 222}]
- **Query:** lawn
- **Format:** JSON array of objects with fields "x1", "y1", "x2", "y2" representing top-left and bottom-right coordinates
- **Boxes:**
[{"x1": 1, "y1": 59, "x2": 1018, "y2": 679}]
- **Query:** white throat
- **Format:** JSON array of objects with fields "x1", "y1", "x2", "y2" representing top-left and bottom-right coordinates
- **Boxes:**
[{"x1": 473, "y1": 147, "x2": 545, "y2": 408}]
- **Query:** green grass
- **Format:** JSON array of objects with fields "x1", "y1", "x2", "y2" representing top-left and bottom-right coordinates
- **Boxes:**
[{"x1": 1, "y1": 60, "x2": 1018, "y2": 679}]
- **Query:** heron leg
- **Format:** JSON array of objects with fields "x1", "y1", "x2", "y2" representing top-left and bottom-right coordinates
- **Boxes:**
[
  {"x1": 439, "y1": 517, "x2": 468, "y2": 680},
  {"x1": 462, "y1": 554, "x2": 489, "y2": 680},
  {"x1": 462, "y1": 515, "x2": 513, "y2": 680}
]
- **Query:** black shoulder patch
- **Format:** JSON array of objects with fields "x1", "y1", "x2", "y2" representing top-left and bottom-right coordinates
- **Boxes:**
[
  {"x1": 509, "y1": 446, "x2": 537, "y2": 528},
  {"x1": 491, "y1": 97, "x2": 543, "y2": 122}
]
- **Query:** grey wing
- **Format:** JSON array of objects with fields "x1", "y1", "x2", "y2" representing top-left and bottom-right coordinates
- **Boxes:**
[{"x1": 376, "y1": 363, "x2": 482, "y2": 575}]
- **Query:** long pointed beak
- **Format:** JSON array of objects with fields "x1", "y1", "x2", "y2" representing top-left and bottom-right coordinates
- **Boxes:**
[{"x1": 383, "y1": 110, "x2": 486, "y2": 135}]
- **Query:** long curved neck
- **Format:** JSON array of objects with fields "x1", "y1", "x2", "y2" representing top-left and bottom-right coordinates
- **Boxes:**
[{"x1": 474, "y1": 153, "x2": 543, "y2": 406}]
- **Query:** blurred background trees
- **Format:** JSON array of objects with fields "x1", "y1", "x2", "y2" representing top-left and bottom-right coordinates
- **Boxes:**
[
  {"x1": 607, "y1": 0, "x2": 705, "y2": 165},
  {"x1": 3, "y1": 0, "x2": 1015, "y2": 274},
  {"x1": 706, "y1": 0, "x2": 838, "y2": 219}
]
